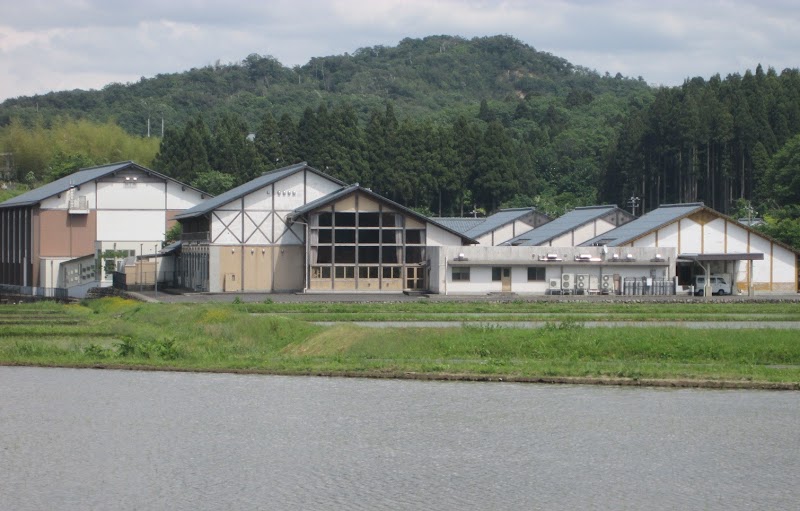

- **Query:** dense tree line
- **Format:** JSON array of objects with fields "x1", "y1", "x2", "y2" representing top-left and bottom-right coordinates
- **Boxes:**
[
  {"x1": 150, "y1": 96, "x2": 631, "y2": 217},
  {"x1": 605, "y1": 66, "x2": 800, "y2": 213}
]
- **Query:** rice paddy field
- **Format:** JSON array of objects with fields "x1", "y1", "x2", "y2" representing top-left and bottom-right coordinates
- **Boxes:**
[{"x1": 1, "y1": 297, "x2": 799, "y2": 388}]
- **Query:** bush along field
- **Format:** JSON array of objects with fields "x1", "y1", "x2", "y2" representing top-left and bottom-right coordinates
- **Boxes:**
[{"x1": 0, "y1": 298, "x2": 798, "y2": 389}]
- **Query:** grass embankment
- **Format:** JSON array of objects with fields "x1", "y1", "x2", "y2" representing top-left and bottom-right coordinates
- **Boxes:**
[{"x1": 1, "y1": 298, "x2": 799, "y2": 389}]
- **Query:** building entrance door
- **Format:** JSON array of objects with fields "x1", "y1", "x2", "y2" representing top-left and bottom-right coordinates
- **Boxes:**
[{"x1": 501, "y1": 267, "x2": 512, "y2": 293}]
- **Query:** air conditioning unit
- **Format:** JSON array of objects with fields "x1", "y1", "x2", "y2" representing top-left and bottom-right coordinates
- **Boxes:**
[
  {"x1": 575, "y1": 274, "x2": 589, "y2": 290},
  {"x1": 561, "y1": 273, "x2": 574, "y2": 289},
  {"x1": 548, "y1": 278, "x2": 561, "y2": 290},
  {"x1": 601, "y1": 274, "x2": 612, "y2": 293}
]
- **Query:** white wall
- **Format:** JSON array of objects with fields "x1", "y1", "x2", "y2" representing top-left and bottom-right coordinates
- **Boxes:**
[
  {"x1": 750, "y1": 235, "x2": 772, "y2": 283},
  {"x1": 573, "y1": 222, "x2": 596, "y2": 245},
  {"x1": 97, "y1": 210, "x2": 166, "y2": 241},
  {"x1": 272, "y1": 172, "x2": 307, "y2": 211},
  {"x1": 658, "y1": 222, "x2": 680, "y2": 250},
  {"x1": 594, "y1": 218, "x2": 617, "y2": 239},
  {"x1": 306, "y1": 172, "x2": 343, "y2": 202},
  {"x1": 491, "y1": 223, "x2": 515, "y2": 245},
  {"x1": 679, "y1": 219, "x2": 702, "y2": 253},
  {"x1": 210, "y1": 171, "x2": 341, "y2": 247},
  {"x1": 704, "y1": 218, "x2": 726, "y2": 253},
  {"x1": 726, "y1": 222, "x2": 749, "y2": 253},
  {"x1": 773, "y1": 244, "x2": 796, "y2": 288},
  {"x1": 275, "y1": 213, "x2": 304, "y2": 245},
  {"x1": 166, "y1": 181, "x2": 207, "y2": 210},
  {"x1": 97, "y1": 181, "x2": 165, "y2": 209},
  {"x1": 426, "y1": 223, "x2": 464, "y2": 247},
  {"x1": 633, "y1": 232, "x2": 656, "y2": 248},
  {"x1": 40, "y1": 182, "x2": 98, "y2": 210}
]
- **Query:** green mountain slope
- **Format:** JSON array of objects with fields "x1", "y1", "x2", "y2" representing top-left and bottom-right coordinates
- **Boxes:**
[{"x1": 0, "y1": 35, "x2": 651, "y2": 134}]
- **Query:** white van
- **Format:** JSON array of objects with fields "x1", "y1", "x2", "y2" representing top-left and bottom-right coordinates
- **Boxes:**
[{"x1": 694, "y1": 275, "x2": 732, "y2": 296}]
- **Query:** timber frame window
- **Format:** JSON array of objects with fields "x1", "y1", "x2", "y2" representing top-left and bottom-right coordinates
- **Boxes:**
[{"x1": 307, "y1": 196, "x2": 427, "y2": 291}]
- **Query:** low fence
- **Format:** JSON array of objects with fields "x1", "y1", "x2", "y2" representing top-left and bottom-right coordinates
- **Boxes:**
[
  {"x1": 113, "y1": 271, "x2": 181, "y2": 292},
  {"x1": 621, "y1": 278, "x2": 676, "y2": 296},
  {"x1": 0, "y1": 284, "x2": 69, "y2": 301}
]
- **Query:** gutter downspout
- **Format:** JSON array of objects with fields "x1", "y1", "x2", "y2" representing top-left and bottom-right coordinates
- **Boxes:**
[{"x1": 444, "y1": 256, "x2": 448, "y2": 296}]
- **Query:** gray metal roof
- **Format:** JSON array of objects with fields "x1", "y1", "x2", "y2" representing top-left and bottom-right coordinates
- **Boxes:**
[
  {"x1": 503, "y1": 205, "x2": 624, "y2": 246},
  {"x1": 175, "y1": 162, "x2": 343, "y2": 219},
  {"x1": 431, "y1": 208, "x2": 540, "y2": 238},
  {"x1": 0, "y1": 161, "x2": 139, "y2": 208},
  {"x1": 463, "y1": 208, "x2": 539, "y2": 238},
  {"x1": 580, "y1": 203, "x2": 704, "y2": 246},
  {"x1": 288, "y1": 184, "x2": 478, "y2": 244},
  {"x1": 431, "y1": 217, "x2": 485, "y2": 234}
]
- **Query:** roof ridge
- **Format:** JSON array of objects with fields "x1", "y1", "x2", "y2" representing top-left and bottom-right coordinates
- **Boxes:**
[
  {"x1": 573, "y1": 205, "x2": 617, "y2": 210},
  {"x1": 654, "y1": 202, "x2": 705, "y2": 208}
]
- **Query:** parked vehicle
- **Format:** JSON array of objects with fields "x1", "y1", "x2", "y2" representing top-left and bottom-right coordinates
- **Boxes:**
[{"x1": 694, "y1": 275, "x2": 731, "y2": 296}]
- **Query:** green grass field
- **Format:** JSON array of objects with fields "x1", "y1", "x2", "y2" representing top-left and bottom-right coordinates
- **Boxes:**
[{"x1": 1, "y1": 298, "x2": 798, "y2": 388}]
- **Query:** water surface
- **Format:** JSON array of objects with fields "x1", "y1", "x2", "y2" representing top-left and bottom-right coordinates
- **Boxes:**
[{"x1": 1, "y1": 367, "x2": 797, "y2": 510}]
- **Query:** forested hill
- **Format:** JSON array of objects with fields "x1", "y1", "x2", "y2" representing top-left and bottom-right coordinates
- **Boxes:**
[
  {"x1": 0, "y1": 35, "x2": 649, "y2": 130},
  {"x1": 1, "y1": 35, "x2": 799, "y2": 247}
]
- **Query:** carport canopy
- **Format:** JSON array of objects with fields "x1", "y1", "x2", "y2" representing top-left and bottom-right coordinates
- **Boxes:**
[
  {"x1": 677, "y1": 253, "x2": 764, "y2": 297},
  {"x1": 676, "y1": 253, "x2": 764, "y2": 262}
]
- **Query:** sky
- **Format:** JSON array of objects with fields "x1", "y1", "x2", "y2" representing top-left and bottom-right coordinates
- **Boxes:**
[{"x1": 1, "y1": 0, "x2": 798, "y2": 102}]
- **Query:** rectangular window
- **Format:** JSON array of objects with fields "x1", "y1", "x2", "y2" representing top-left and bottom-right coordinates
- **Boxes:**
[
  {"x1": 358, "y1": 266, "x2": 379, "y2": 279},
  {"x1": 492, "y1": 267, "x2": 502, "y2": 281},
  {"x1": 334, "y1": 266, "x2": 355, "y2": 279},
  {"x1": 405, "y1": 246, "x2": 425, "y2": 264},
  {"x1": 452, "y1": 267, "x2": 470, "y2": 281},
  {"x1": 382, "y1": 266, "x2": 402, "y2": 279},
  {"x1": 527, "y1": 266, "x2": 546, "y2": 281},
  {"x1": 334, "y1": 229, "x2": 356, "y2": 244},
  {"x1": 311, "y1": 266, "x2": 331, "y2": 279},
  {"x1": 406, "y1": 229, "x2": 424, "y2": 244}
]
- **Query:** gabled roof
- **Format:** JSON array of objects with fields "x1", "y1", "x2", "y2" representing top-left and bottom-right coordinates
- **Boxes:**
[
  {"x1": 464, "y1": 208, "x2": 542, "y2": 238},
  {"x1": 0, "y1": 161, "x2": 193, "y2": 209},
  {"x1": 175, "y1": 162, "x2": 344, "y2": 220},
  {"x1": 431, "y1": 207, "x2": 544, "y2": 239},
  {"x1": 580, "y1": 202, "x2": 800, "y2": 255},
  {"x1": 503, "y1": 205, "x2": 627, "y2": 246},
  {"x1": 580, "y1": 203, "x2": 704, "y2": 247},
  {"x1": 431, "y1": 217, "x2": 485, "y2": 234},
  {"x1": 288, "y1": 184, "x2": 478, "y2": 244}
]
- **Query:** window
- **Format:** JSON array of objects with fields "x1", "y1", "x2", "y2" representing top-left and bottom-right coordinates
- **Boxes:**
[
  {"x1": 452, "y1": 267, "x2": 470, "y2": 281},
  {"x1": 334, "y1": 266, "x2": 355, "y2": 278},
  {"x1": 527, "y1": 266, "x2": 546, "y2": 281},
  {"x1": 492, "y1": 267, "x2": 502, "y2": 281}
]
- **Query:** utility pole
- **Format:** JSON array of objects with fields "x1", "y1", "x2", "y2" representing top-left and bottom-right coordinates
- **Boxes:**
[{"x1": 628, "y1": 195, "x2": 641, "y2": 217}]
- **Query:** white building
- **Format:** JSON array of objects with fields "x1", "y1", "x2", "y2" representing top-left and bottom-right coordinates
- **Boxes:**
[
  {"x1": 581, "y1": 203, "x2": 799, "y2": 294},
  {"x1": 0, "y1": 161, "x2": 208, "y2": 297},
  {"x1": 175, "y1": 163, "x2": 475, "y2": 293},
  {"x1": 429, "y1": 245, "x2": 676, "y2": 295}
]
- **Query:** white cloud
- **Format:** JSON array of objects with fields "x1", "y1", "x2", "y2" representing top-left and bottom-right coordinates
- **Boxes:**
[{"x1": 0, "y1": 0, "x2": 798, "y2": 100}]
